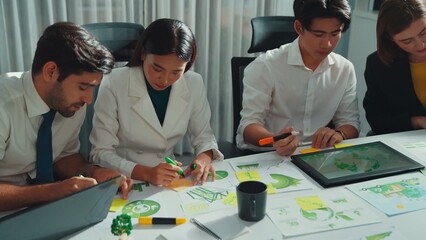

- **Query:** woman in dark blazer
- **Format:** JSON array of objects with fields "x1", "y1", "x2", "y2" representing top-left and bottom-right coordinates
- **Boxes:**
[{"x1": 364, "y1": 0, "x2": 426, "y2": 134}]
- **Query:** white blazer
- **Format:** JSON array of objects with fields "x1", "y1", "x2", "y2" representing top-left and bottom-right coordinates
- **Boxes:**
[{"x1": 89, "y1": 67, "x2": 223, "y2": 177}]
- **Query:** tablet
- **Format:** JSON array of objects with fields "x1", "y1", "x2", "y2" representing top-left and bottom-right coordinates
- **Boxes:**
[
  {"x1": 0, "y1": 175, "x2": 121, "y2": 240},
  {"x1": 291, "y1": 141, "x2": 425, "y2": 188}
]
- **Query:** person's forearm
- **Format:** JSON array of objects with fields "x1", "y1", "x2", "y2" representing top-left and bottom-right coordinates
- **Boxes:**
[
  {"x1": 131, "y1": 164, "x2": 152, "y2": 182},
  {"x1": 243, "y1": 123, "x2": 273, "y2": 146},
  {"x1": 335, "y1": 125, "x2": 358, "y2": 139},
  {"x1": 411, "y1": 116, "x2": 426, "y2": 129},
  {"x1": 53, "y1": 153, "x2": 89, "y2": 179},
  {"x1": 0, "y1": 182, "x2": 64, "y2": 211},
  {"x1": 196, "y1": 150, "x2": 213, "y2": 162}
]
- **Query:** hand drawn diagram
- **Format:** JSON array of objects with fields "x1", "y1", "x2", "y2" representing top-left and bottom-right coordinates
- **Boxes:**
[
  {"x1": 179, "y1": 185, "x2": 236, "y2": 216},
  {"x1": 267, "y1": 189, "x2": 381, "y2": 237},
  {"x1": 347, "y1": 172, "x2": 426, "y2": 216}
]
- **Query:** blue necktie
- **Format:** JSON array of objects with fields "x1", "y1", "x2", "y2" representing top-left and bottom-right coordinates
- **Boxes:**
[{"x1": 34, "y1": 109, "x2": 56, "y2": 184}]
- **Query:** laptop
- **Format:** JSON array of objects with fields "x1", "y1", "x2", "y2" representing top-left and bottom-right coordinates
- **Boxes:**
[{"x1": 0, "y1": 175, "x2": 121, "y2": 240}]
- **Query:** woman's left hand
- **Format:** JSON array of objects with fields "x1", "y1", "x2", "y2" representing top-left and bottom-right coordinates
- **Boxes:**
[{"x1": 184, "y1": 151, "x2": 215, "y2": 185}]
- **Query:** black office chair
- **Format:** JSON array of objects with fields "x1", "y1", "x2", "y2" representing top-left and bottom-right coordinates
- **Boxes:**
[
  {"x1": 79, "y1": 22, "x2": 144, "y2": 160},
  {"x1": 219, "y1": 16, "x2": 298, "y2": 158},
  {"x1": 217, "y1": 57, "x2": 256, "y2": 159},
  {"x1": 82, "y1": 22, "x2": 144, "y2": 62},
  {"x1": 247, "y1": 16, "x2": 297, "y2": 53},
  {"x1": 230, "y1": 57, "x2": 255, "y2": 145}
]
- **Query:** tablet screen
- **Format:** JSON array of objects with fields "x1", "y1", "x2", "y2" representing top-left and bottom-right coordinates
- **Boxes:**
[{"x1": 291, "y1": 141, "x2": 424, "y2": 188}]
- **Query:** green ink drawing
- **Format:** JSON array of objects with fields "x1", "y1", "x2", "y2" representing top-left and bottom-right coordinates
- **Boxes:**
[
  {"x1": 332, "y1": 198, "x2": 348, "y2": 204},
  {"x1": 335, "y1": 211, "x2": 354, "y2": 221},
  {"x1": 122, "y1": 200, "x2": 160, "y2": 218},
  {"x1": 270, "y1": 174, "x2": 301, "y2": 189},
  {"x1": 131, "y1": 183, "x2": 148, "y2": 192},
  {"x1": 207, "y1": 170, "x2": 228, "y2": 181},
  {"x1": 187, "y1": 187, "x2": 229, "y2": 203},
  {"x1": 365, "y1": 231, "x2": 392, "y2": 240},
  {"x1": 301, "y1": 208, "x2": 334, "y2": 221},
  {"x1": 236, "y1": 163, "x2": 259, "y2": 170}
]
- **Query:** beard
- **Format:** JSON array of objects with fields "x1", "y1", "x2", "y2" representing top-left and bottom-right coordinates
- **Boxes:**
[{"x1": 48, "y1": 82, "x2": 85, "y2": 118}]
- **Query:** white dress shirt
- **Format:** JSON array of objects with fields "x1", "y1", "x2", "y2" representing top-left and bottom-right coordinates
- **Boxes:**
[
  {"x1": 90, "y1": 67, "x2": 223, "y2": 177},
  {"x1": 237, "y1": 39, "x2": 360, "y2": 151},
  {"x1": 0, "y1": 72, "x2": 85, "y2": 185}
]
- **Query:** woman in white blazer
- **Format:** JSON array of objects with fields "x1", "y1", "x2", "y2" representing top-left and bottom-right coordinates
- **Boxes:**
[{"x1": 90, "y1": 19, "x2": 223, "y2": 186}]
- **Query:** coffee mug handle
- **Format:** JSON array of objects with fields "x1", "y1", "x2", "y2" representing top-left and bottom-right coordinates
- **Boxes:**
[{"x1": 250, "y1": 199, "x2": 256, "y2": 218}]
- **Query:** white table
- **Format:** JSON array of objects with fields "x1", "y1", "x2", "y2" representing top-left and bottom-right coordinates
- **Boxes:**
[{"x1": 66, "y1": 129, "x2": 426, "y2": 240}]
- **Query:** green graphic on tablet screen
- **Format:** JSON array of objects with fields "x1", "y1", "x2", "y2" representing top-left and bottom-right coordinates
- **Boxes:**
[{"x1": 122, "y1": 200, "x2": 160, "y2": 218}]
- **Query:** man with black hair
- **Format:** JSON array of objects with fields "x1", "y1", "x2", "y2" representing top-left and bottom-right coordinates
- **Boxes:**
[
  {"x1": 237, "y1": 0, "x2": 360, "y2": 156},
  {"x1": 0, "y1": 22, "x2": 132, "y2": 211}
]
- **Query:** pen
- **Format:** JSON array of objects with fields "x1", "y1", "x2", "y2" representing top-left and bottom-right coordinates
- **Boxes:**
[
  {"x1": 165, "y1": 157, "x2": 184, "y2": 176},
  {"x1": 259, "y1": 130, "x2": 301, "y2": 146},
  {"x1": 139, "y1": 217, "x2": 186, "y2": 225},
  {"x1": 190, "y1": 218, "x2": 222, "y2": 240},
  {"x1": 299, "y1": 141, "x2": 312, "y2": 147}
]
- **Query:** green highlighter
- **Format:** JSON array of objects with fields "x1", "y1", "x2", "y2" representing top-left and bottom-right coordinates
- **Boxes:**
[{"x1": 164, "y1": 157, "x2": 184, "y2": 176}]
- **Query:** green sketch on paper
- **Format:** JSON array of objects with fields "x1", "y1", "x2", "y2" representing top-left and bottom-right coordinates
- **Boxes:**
[
  {"x1": 365, "y1": 231, "x2": 392, "y2": 240},
  {"x1": 332, "y1": 198, "x2": 348, "y2": 204},
  {"x1": 270, "y1": 174, "x2": 301, "y2": 189},
  {"x1": 367, "y1": 177, "x2": 426, "y2": 199},
  {"x1": 122, "y1": 200, "x2": 160, "y2": 218},
  {"x1": 207, "y1": 170, "x2": 229, "y2": 181},
  {"x1": 301, "y1": 207, "x2": 358, "y2": 222},
  {"x1": 131, "y1": 182, "x2": 149, "y2": 192},
  {"x1": 301, "y1": 208, "x2": 334, "y2": 221},
  {"x1": 186, "y1": 187, "x2": 229, "y2": 203},
  {"x1": 236, "y1": 163, "x2": 259, "y2": 171}
]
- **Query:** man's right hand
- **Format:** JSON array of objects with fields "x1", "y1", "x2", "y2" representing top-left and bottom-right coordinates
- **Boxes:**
[{"x1": 59, "y1": 176, "x2": 98, "y2": 196}]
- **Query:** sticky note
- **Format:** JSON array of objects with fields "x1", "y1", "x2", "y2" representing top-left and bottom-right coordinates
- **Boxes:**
[
  {"x1": 266, "y1": 182, "x2": 276, "y2": 194},
  {"x1": 222, "y1": 192, "x2": 238, "y2": 206},
  {"x1": 334, "y1": 143, "x2": 355, "y2": 148},
  {"x1": 295, "y1": 195, "x2": 327, "y2": 211},
  {"x1": 235, "y1": 170, "x2": 262, "y2": 182},
  {"x1": 166, "y1": 178, "x2": 193, "y2": 191},
  {"x1": 109, "y1": 198, "x2": 128, "y2": 212},
  {"x1": 182, "y1": 202, "x2": 210, "y2": 215},
  {"x1": 299, "y1": 148, "x2": 320, "y2": 154}
]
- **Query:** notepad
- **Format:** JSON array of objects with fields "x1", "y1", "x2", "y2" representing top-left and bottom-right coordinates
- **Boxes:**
[{"x1": 160, "y1": 209, "x2": 250, "y2": 240}]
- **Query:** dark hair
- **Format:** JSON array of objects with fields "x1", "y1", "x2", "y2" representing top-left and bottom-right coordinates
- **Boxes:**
[
  {"x1": 293, "y1": 0, "x2": 351, "y2": 32},
  {"x1": 377, "y1": 0, "x2": 426, "y2": 66},
  {"x1": 127, "y1": 18, "x2": 197, "y2": 72},
  {"x1": 31, "y1": 22, "x2": 114, "y2": 81}
]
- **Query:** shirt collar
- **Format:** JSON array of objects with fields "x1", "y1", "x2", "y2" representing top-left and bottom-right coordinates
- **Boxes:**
[
  {"x1": 22, "y1": 71, "x2": 50, "y2": 118},
  {"x1": 287, "y1": 38, "x2": 336, "y2": 70}
]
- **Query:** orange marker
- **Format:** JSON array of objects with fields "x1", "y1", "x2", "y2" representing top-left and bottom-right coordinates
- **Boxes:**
[{"x1": 259, "y1": 130, "x2": 301, "y2": 146}]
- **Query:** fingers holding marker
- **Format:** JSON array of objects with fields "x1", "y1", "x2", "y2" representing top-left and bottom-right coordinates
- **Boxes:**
[{"x1": 259, "y1": 130, "x2": 302, "y2": 146}]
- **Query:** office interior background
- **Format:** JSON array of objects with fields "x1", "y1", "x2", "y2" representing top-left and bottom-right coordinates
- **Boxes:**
[{"x1": 1, "y1": 0, "x2": 376, "y2": 156}]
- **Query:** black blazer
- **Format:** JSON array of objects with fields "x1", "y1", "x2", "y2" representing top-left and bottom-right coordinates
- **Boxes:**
[{"x1": 363, "y1": 51, "x2": 426, "y2": 134}]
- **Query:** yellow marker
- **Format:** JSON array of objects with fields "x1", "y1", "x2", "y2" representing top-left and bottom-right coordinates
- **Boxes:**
[
  {"x1": 138, "y1": 217, "x2": 187, "y2": 225},
  {"x1": 299, "y1": 147, "x2": 321, "y2": 154}
]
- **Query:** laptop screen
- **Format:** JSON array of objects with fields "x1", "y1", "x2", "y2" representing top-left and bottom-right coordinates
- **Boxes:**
[{"x1": 0, "y1": 175, "x2": 121, "y2": 240}]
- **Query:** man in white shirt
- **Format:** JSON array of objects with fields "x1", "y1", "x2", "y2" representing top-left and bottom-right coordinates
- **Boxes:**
[
  {"x1": 0, "y1": 22, "x2": 132, "y2": 211},
  {"x1": 237, "y1": 0, "x2": 360, "y2": 156}
]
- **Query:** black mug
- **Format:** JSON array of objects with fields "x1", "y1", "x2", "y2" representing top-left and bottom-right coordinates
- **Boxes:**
[{"x1": 236, "y1": 180, "x2": 267, "y2": 221}]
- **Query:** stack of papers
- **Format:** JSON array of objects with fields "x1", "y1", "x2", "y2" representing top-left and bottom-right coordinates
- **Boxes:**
[{"x1": 160, "y1": 209, "x2": 250, "y2": 240}]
